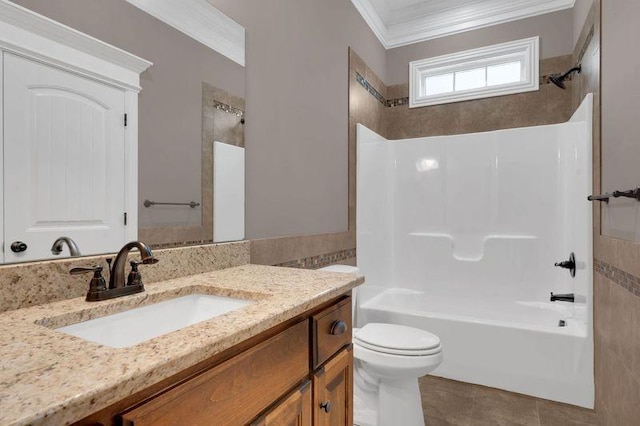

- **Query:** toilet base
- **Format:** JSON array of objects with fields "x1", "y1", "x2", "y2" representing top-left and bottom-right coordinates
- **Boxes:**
[
  {"x1": 354, "y1": 373, "x2": 425, "y2": 426},
  {"x1": 379, "y1": 379, "x2": 425, "y2": 426}
]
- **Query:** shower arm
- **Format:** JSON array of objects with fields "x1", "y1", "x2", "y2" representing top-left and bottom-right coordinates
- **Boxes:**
[{"x1": 560, "y1": 65, "x2": 582, "y2": 80}]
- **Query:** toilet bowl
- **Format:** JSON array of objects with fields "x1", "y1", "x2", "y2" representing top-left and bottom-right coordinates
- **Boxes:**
[{"x1": 319, "y1": 265, "x2": 443, "y2": 426}]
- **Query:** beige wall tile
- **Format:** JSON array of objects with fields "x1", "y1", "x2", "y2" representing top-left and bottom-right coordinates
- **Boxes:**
[
  {"x1": 609, "y1": 283, "x2": 636, "y2": 374},
  {"x1": 250, "y1": 232, "x2": 355, "y2": 266},
  {"x1": 0, "y1": 241, "x2": 250, "y2": 313},
  {"x1": 593, "y1": 273, "x2": 611, "y2": 345}
]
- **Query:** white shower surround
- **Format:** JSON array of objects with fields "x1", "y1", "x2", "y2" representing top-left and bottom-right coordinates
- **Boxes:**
[{"x1": 356, "y1": 94, "x2": 593, "y2": 407}]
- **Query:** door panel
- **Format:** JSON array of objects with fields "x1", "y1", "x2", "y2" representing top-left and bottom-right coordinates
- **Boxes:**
[
  {"x1": 251, "y1": 381, "x2": 312, "y2": 426},
  {"x1": 313, "y1": 347, "x2": 353, "y2": 426},
  {"x1": 3, "y1": 53, "x2": 127, "y2": 262}
]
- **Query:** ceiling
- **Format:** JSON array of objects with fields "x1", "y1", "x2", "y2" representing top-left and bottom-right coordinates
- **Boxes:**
[{"x1": 351, "y1": 0, "x2": 576, "y2": 49}]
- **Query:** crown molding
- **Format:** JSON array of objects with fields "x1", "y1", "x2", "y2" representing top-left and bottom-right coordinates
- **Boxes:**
[
  {"x1": 0, "y1": 0, "x2": 152, "y2": 91},
  {"x1": 126, "y1": 0, "x2": 245, "y2": 67},
  {"x1": 0, "y1": 0, "x2": 152, "y2": 73},
  {"x1": 352, "y1": 0, "x2": 576, "y2": 49}
]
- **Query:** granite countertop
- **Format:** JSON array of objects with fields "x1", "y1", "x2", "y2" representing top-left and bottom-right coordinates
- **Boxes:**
[{"x1": 0, "y1": 264, "x2": 363, "y2": 425}]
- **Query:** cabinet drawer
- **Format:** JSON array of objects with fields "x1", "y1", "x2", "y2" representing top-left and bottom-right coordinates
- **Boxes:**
[
  {"x1": 312, "y1": 296, "x2": 352, "y2": 369},
  {"x1": 121, "y1": 320, "x2": 309, "y2": 426}
]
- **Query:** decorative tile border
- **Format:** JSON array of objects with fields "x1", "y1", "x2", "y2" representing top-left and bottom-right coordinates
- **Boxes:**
[
  {"x1": 356, "y1": 72, "x2": 386, "y2": 106},
  {"x1": 386, "y1": 97, "x2": 409, "y2": 107},
  {"x1": 275, "y1": 248, "x2": 356, "y2": 269},
  {"x1": 357, "y1": 65, "x2": 578, "y2": 109},
  {"x1": 150, "y1": 239, "x2": 215, "y2": 250},
  {"x1": 594, "y1": 258, "x2": 640, "y2": 297},
  {"x1": 212, "y1": 99, "x2": 244, "y2": 117}
]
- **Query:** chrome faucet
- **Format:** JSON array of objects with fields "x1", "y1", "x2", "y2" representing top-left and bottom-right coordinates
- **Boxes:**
[
  {"x1": 51, "y1": 237, "x2": 81, "y2": 256},
  {"x1": 70, "y1": 241, "x2": 158, "y2": 302}
]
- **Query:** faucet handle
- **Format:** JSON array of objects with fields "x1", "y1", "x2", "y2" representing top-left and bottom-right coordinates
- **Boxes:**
[
  {"x1": 70, "y1": 266, "x2": 108, "y2": 300},
  {"x1": 70, "y1": 265, "x2": 103, "y2": 275},
  {"x1": 126, "y1": 261, "x2": 144, "y2": 287}
]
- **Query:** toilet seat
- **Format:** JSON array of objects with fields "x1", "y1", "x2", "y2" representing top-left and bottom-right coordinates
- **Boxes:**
[{"x1": 354, "y1": 323, "x2": 442, "y2": 356}]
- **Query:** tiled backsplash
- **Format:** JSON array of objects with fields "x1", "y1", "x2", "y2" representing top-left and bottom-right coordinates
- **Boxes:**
[{"x1": 0, "y1": 241, "x2": 250, "y2": 313}]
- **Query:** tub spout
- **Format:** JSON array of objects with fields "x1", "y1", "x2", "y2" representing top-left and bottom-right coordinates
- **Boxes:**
[{"x1": 550, "y1": 292, "x2": 575, "y2": 303}]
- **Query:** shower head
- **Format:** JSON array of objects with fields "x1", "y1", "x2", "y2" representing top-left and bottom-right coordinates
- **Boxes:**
[{"x1": 549, "y1": 64, "x2": 582, "y2": 89}]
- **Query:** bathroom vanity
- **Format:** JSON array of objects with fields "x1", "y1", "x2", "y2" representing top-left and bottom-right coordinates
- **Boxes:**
[
  {"x1": 82, "y1": 296, "x2": 353, "y2": 425},
  {"x1": 0, "y1": 264, "x2": 362, "y2": 425}
]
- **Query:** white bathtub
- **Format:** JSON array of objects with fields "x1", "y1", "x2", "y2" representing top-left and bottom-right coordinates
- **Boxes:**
[
  {"x1": 356, "y1": 95, "x2": 595, "y2": 408},
  {"x1": 359, "y1": 288, "x2": 593, "y2": 408}
]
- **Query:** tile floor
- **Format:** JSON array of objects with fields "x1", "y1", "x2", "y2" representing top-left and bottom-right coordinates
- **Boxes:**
[{"x1": 420, "y1": 376, "x2": 600, "y2": 426}]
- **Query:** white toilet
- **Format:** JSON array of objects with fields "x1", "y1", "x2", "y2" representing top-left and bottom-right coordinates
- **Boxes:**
[{"x1": 320, "y1": 265, "x2": 443, "y2": 426}]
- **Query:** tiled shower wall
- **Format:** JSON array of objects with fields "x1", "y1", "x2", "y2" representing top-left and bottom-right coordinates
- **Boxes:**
[
  {"x1": 384, "y1": 58, "x2": 575, "y2": 139},
  {"x1": 349, "y1": 50, "x2": 576, "y2": 142}
]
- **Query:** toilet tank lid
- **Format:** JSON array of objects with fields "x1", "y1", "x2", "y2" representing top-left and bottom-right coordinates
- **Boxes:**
[{"x1": 319, "y1": 265, "x2": 360, "y2": 274}]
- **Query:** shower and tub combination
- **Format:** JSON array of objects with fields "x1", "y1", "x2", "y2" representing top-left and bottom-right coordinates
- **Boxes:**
[{"x1": 356, "y1": 94, "x2": 594, "y2": 407}]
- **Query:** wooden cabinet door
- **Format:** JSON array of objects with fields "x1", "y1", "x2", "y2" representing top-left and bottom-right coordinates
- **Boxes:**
[
  {"x1": 252, "y1": 381, "x2": 312, "y2": 426},
  {"x1": 120, "y1": 320, "x2": 309, "y2": 426},
  {"x1": 313, "y1": 347, "x2": 353, "y2": 426}
]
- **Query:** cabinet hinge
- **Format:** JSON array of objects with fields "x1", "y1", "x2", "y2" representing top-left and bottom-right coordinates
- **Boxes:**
[
  {"x1": 124, "y1": 113, "x2": 128, "y2": 127},
  {"x1": 124, "y1": 212, "x2": 127, "y2": 226}
]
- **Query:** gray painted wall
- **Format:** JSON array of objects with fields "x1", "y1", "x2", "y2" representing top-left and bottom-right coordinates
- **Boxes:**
[
  {"x1": 13, "y1": 0, "x2": 245, "y2": 230},
  {"x1": 385, "y1": 9, "x2": 575, "y2": 86}
]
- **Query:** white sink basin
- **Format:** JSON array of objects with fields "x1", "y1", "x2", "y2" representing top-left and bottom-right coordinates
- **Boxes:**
[{"x1": 56, "y1": 294, "x2": 252, "y2": 348}]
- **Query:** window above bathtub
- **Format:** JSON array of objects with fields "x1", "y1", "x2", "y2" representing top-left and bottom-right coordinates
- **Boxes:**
[{"x1": 409, "y1": 37, "x2": 539, "y2": 108}]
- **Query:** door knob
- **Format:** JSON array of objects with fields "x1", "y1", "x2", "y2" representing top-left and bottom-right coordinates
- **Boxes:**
[{"x1": 10, "y1": 241, "x2": 27, "y2": 253}]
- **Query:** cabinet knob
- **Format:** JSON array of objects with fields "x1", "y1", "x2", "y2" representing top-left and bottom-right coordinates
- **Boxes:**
[
  {"x1": 320, "y1": 401, "x2": 332, "y2": 413},
  {"x1": 330, "y1": 320, "x2": 347, "y2": 336},
  {"x1": 10, "y1": 241, "x2": 27, "y2": 253}
]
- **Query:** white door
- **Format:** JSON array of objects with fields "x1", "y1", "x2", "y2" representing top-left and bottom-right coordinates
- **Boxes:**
[{"x1": 3, "y1": 53, "x2": 127, "y2": 263}]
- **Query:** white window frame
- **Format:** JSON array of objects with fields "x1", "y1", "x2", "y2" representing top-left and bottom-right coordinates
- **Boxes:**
[{"x1": 409, "y1": 36, "x2": 539, "y2": 108}]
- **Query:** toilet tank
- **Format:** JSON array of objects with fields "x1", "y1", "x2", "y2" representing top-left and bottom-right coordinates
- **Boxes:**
[{"x1": 319, "y1": 265, "x2": 360, "y2": 324}]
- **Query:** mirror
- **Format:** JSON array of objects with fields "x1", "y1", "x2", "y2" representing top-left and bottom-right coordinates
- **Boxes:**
[{"x1": 2, "y1": 0, "x2": 245, "y2": 263}]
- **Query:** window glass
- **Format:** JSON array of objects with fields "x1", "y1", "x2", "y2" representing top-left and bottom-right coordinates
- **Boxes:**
[
  {"x1": 455, "y1": 67, "x2": 486, "y2": 91},
  {"x1": 487, "y1": 61, "x2": 522, "y2": 86},
  {"x1": 410, "y1": 37, "x2": 539, "y2": 107},
  {"x1": 424, "y1": 73, "x2": 454, "y2": 96}
]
